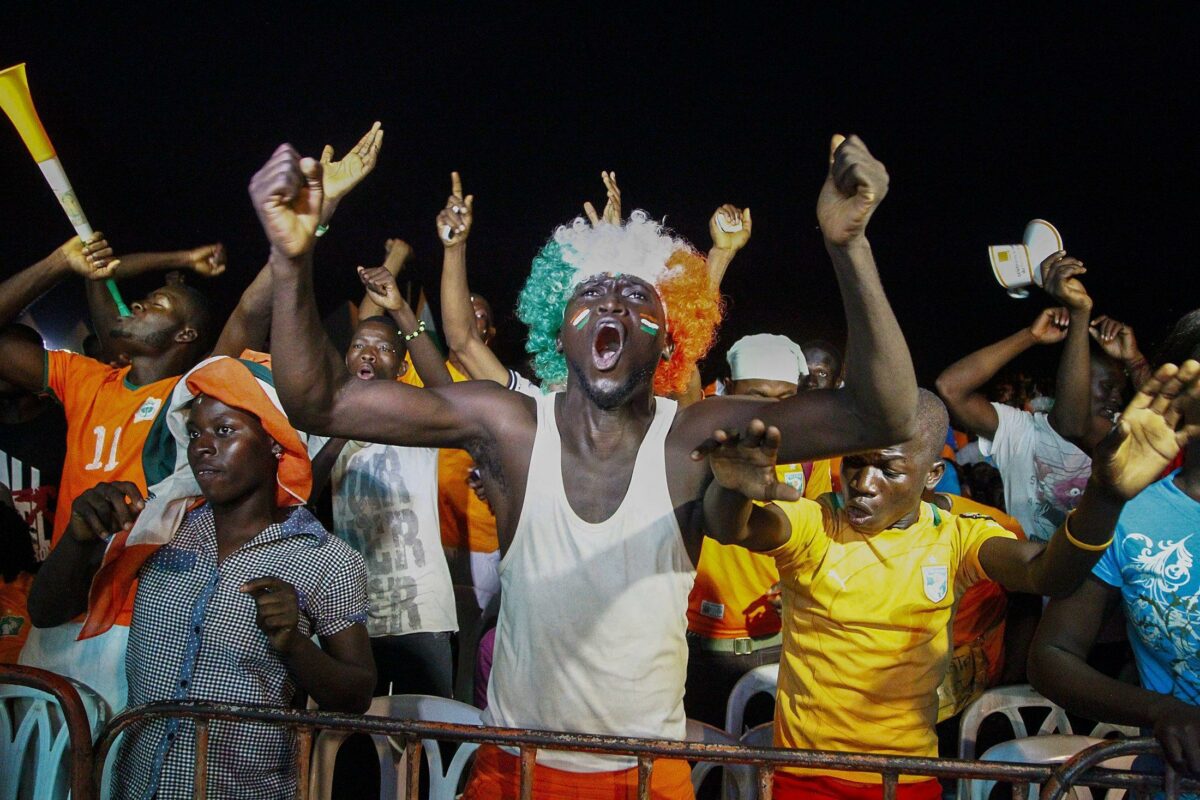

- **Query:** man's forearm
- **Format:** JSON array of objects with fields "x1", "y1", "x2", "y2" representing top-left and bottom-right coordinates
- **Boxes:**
[
  {"x1": 269, "y1": 250, "x2": 350, "y2": 432},
  {"x1": 213, "y1": 262, "x2": 272, "y2": 357},
  {"x1": 1030, "y1": 638, "x2": 1176, "y2": 729},
  {"x1": 1023, "y1": 481, "x2": 1125, "y2": 597},
  {"x1": 27, "y1": 535, "x2": 105, "y2": 628},
  {"x1": 0, "y1": 249, "x2": 71, "y2": 328},
  {"x1": 390, "y1": 304, "x2": 451, "y2": 387},
  {"x1": 828, "y1": 239, "x2": 916, "y2": 443},
  {"x1": 706, "y1": 246, "x2": 735, "y2": 289},
  {"x1": 1049, "y1": 309, "x2": 1093, "y2": 441},
  {"x1": 702, "y1": 482, "x2": 754, "y2": 545},
  {"x1": 106, "y1": 250, "x2": 193, "y2": 279},
  {"x1": 440, "y1": 244, "x2": 508, "y2": 384},
  {"x1": 937, "y1": 327, "x2": 1037, "y2": 400}
]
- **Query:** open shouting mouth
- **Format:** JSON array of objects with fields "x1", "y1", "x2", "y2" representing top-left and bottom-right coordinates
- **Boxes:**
[
  {"x1": 592, "y1": 319, "x2": 625, "y2": 371},
  {"x1": 356, "y1": 362, "x2": 376, "y2": 380}
]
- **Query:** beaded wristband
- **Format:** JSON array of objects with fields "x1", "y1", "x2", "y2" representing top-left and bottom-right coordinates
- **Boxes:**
[{"x1": 404, "y1": 320, "x2": 427, "y2": 342}]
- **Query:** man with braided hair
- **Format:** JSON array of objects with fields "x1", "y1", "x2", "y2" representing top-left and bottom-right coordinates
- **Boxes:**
[{"x1": 260, "y1": 133, "x2": 916, "y2": 799}]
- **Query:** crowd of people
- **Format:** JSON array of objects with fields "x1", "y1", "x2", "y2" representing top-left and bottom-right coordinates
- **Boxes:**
[{"x1": 1, "y1": 123, "x2": 1199, "y2": 800}]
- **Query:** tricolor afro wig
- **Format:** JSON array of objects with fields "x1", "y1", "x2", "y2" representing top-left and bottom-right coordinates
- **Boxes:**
[{"x1": 517, "y1": 211, "x2": 724, "y2": 396}]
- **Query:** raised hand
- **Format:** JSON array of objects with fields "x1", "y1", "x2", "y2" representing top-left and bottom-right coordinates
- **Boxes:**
[
  {"x1": 1040, "y1": 252, "x2": 1093, "y2": 313},
  {"x1": 357, "y1": 264, "x2": 405, "y2": 311},
  {"x1": 437, "y1": 171, "x2": 474, "y2": 248},
  {"x1": 1089, "y1": 315, "x2": 1142, "y2": 361},
  {"x1": 187, "y1": 243, "x2": 226, "y2": 278},
  {"x1": 383, "y1": 238, "x2": 413, "y2": 275},
  {"x1": 583, "y1": 170, "x2": 621, "y2": 226},
  {"x1": 240, "y1": 576, "x2": 302, "y2": 655},
  {"x1": 1090, "y1": 360, "x2": 1200, "y2": 501},
  {"x1": 817, "y1": 134, "x2": 889, "y2": 246},
  {"x1": 693, "y1": 419, "x2": 803, "y2": 503},
  {"x1": 1030, "y1": 307, "x2": 1070, "y2": 345},
  {"x1": 709, "y1": 204, "x2": 752, "y2": 253},
  {"x1": 320, "y1": 121, "x2": 384, "y2": 205},
  {"x1": 249, "y1": 144, "x2": 324, "y2": 258},
  {"x1": 67, "y1": 481, "x2": 145, "y2": 542},
  {"x1": 61, "y1": 233, "x2": 119, "y2": 279}
]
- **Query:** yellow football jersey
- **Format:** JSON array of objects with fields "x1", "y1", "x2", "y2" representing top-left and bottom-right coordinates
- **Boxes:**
[{"x1": 769, "y1": 494, "x2": 1014, "y2": 783}]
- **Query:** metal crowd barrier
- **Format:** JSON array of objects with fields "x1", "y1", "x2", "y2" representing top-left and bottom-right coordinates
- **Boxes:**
[{"x1": 4, "y1": 665, "x2": 1197, "y2": 800}]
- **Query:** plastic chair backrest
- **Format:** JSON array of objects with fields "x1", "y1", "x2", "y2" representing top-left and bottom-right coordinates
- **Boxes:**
[
  {"x1": 724, "y1": 664, "x2": 779, "y2": 737},
  {"x1": 686, "y1": 719, "x2": 757, "y2": 800},
  {"x1": 973, "y1": 735, "x2": 1136, "y2": 800},
  {"x1": 958, "y1": 684, "x2": 1073, "y2": 761},
  {"x1": 0, "y1": 679, "x2": 109, "y2": 800},
  {"x1": 957, "y1": 684, "x2": 1072, "y2": 800},
  {"x1": 309, "y1": 694, "x2": 484, "y2": 800}
]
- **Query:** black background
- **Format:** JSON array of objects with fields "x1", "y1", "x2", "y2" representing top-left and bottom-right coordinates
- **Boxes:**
[{"x1": 4, "y1": 5, "x2": 1197, "y2": 385}]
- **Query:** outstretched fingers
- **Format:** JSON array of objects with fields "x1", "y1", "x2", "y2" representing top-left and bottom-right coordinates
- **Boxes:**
[{"x1": 1167, "y1": 360, "x2": 1200, "y2": 441}]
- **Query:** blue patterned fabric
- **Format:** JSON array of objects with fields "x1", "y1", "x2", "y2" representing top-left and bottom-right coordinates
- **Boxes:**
[{"x1": 1093, "y1": 471, "x2": 1200, "y2": 704}]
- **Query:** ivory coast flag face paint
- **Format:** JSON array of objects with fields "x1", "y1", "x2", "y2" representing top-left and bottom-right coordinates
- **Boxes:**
[
  {"x1": 570, "y1": 308, "x2": 591, "y2": 329},
  {"x1": 639, "y1": 314, "x2": 661, "y2": 336}
]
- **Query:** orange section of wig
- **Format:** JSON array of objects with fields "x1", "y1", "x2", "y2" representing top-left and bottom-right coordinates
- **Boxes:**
[{"x1": 653, "y1": 249, "x2": 724, "y2": 396}]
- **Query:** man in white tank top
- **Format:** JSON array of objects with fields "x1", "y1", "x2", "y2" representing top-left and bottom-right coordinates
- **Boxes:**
[{"x1": 258, "y1": 134, "x2": 919, "y2": 799}]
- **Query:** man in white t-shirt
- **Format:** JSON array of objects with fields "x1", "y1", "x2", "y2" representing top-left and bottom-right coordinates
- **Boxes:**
[
  {"x1": 936, "y1": 256, "x2": 1141, "y2": 542},
  {"x1": 310, "y1": 272, "x2": 459, "y2": 696}
]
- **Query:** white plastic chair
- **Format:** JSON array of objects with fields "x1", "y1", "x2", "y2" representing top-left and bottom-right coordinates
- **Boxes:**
[
  {"x1": 0, "y1": 678, "x2": 109, "y2": 800},
  {"x1": 688, "y1": 719, "x2": 738, "y2": 795},
  {"x1": 724, "y1": 664, "x2": 779, "y2": 737},
  {"x1": 957, "y1": 685, "x2": 1139, "y2": 800},
  {"x1": 309, "y1": 694, "x2": 483, "y2": 800},
  {"x1": 973, "y1": 735, "x2": 1136, "y2": 800}
]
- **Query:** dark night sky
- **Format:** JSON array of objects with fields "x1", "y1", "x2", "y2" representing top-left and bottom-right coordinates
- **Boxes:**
[{"x1": 3, "y1": 5, "x2": 1197, "y2": 386}]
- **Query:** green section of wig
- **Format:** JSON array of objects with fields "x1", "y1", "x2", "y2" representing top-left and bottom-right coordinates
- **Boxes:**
[{"x1": 517, "y1": 239, "x2": 575, "y2": 387}]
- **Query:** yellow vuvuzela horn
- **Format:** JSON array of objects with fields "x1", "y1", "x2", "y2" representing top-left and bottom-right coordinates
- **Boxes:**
[{"x1": 0, "y1": 62, "x2": 129, "y2": 315}]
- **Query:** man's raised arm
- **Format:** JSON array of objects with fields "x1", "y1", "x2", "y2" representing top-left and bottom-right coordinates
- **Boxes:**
[
  {"x1": 437, "y1": 171, "x2": 511, "y2": 383},
  {"x1": 256, "y1": 144, "x2": 491, "y2": 448},
  {"x1": 689, "y1": 135, "x2": 917, "y2": 463},
  {"x1": 936, "y1": 307, "x2": 1070, "y2": 439},
  {"x1": 0, "y1": 235, "x2": 116, "y2": 391}
]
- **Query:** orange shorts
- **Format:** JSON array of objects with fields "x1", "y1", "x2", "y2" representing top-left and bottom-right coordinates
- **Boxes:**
[
  {"x1": 774, "y1": 772, "x2": 942, "y2": 800},
  {"x1": 462, "y1": 744, "x2": 694, "y2": 800}
]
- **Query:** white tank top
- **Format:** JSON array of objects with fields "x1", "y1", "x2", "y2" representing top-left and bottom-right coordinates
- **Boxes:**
[{"x1": 482, "y1": 392, "x2": 695, "y2": 772}]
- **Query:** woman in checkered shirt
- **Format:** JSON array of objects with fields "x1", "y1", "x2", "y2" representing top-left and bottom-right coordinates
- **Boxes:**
[{"x1": 30, "y1": 357, "x2": 376, "y2": 798}]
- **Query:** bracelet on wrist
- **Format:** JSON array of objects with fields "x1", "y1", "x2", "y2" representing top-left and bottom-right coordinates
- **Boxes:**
[
  {"x1": 403, "y1": 320, "x2": 426, "y2": 342},
  {"x1": 1124, "y1": 355, "x2": 1148, "y2": 374},
  {"x1": 1062, "y1": 510, "x2": 1113, "y2": 552}
]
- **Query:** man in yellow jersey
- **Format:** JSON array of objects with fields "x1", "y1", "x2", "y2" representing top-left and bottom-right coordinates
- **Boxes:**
[
  {"x1": 685, "y1": 333, "x2": 832, "y2": 728},
  {"x1": 698, "y1": 380, "x2": 1200, "y2": 800}
]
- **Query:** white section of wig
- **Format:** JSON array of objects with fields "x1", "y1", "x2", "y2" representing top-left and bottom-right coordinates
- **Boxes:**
[{"x1": 558, "y1": 210, "x2": 693, "y2": 290}]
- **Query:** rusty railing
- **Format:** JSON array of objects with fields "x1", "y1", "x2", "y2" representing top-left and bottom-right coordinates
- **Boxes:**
[{"x1": 4, "y1": 665, "x2": 1196, "y2": 800}]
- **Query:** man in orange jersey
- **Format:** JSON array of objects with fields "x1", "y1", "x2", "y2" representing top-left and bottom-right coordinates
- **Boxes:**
[
  {"x1": 1, "y1": 234, "x2": 217, "y2": 709},
  {"x1": 699, "y1": 383, "x2": 1200, "y2": 799},
  {"x1": 685, "y1": 333, "x2": 832, "y2": 729}
]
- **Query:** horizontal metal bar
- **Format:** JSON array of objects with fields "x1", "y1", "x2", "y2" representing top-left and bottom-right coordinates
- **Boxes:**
[{"x1": 91, "y1": 699, "x2": 1200, "y2": 796}]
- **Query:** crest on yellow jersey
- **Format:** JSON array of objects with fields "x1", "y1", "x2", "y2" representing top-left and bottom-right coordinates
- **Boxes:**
[{"x1": 922, "y1": 564, "x2": 949, "y2": 603}]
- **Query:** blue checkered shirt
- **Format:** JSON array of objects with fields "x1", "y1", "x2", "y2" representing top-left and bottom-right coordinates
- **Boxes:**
[{"x1": 113, "y1": 504, "x2": 368, "y2": 799}]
